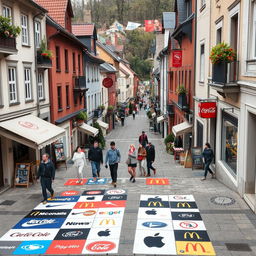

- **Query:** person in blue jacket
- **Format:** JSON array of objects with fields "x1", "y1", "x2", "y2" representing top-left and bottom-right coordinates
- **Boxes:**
[{"x1": 201, "y1": 142, "x2": 215, "y2": 181}]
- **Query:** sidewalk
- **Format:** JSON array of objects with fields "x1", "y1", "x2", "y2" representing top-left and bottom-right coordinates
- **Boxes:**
[{"x1": 0, "y1": 110, "x2": 255, "y2": 255}]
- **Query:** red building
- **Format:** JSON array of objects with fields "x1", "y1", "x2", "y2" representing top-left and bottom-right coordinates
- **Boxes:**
[
  {"x1": 167, "y1": 0, "x2": 195, "y2": 149},
  {"x1": 36, "y1": 0, "x2": 87, "y2": 158}
]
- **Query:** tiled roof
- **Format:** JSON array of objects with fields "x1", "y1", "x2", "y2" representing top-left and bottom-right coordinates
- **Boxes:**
[
  {"x1": 35, "y1": 0, "x2": 72, "y2": 28},
  {"x1": 72, "y1": 24, "x2": 95, "y2": 36}
]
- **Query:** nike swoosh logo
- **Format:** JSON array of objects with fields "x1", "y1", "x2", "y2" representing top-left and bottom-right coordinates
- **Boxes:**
[
  {"x1": 71, "y1": 212, "x2": 91, "y2": 216},
  {"x1": 46, "y1": 204, "x2": 67, "y2": 208},
  {"x1": 22, "y1": 221, "x2": 57, "y2": 227}
]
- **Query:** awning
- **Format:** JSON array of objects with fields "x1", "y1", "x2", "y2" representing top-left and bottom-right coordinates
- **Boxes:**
[
  {"x1": 97, "y1": 120, "x2": 109, "y2": 130},
  {"x1": 157, "y1": 115, "x2": 165, "y2": 123},
  {"x1": 172, "y1": 121, "x2": 192, "y2": 136},
  {"x1": 78, "y1": 123, "x2": 99, "y2": 137},
  {"x1": 0, "y1": 114, "x2": 65, "y2": 149}
]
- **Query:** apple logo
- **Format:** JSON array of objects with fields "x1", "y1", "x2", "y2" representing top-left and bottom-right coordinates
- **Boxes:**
[
  {"x1": 86, "y1": 196, "x2": 95, "y2": 200},
  {"x1": 144, "y1": 233, "x2": 165, "y2": 248},
  {"x1": 148, "y1": 196, "x2": 162, "y2": 202},
  {"x1": 98, "y1": 229, "x2": 111, "y2": 237},
  {"x1": 145, "y1": 209, "x2": 157, "y2": 215}
]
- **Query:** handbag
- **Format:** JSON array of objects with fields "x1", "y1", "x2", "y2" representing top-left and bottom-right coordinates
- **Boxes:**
[{"x1": 125, "y1": 157, "x2": 131, "y2": 165}]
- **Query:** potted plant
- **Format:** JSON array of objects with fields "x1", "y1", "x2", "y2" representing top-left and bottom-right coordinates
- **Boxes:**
[
  {"x1": 76, "y1": 111, "x2": 87, "y2": 125},
  {"x1": 107, "y1": 105, "x2": 114, "y2": 113},
  {"x1": 98, "y1": 105, "x2": 105, "y2": 112},
  {"x1": 177, "y1": 85, "x2": 187, "y2": 109},
  {"x1": 210, "y1": 43, "x2": 237, "y2": 84},
  {"x1": 0, "y1": 16, "x2": 21, "y2": 38},
  {"x1": 37, "y1": 38, "x2": 53, "y2": 66}
]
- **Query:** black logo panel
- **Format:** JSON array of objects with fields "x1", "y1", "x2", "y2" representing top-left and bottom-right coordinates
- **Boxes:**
[
  {"x1": 171, "y1": 211, "x2": 202, "y2": 221},
  {"x1": 170, "y1": 201, "x2": 198, "y2": 209},
  {"x1": 26, "y1": 209, "x2": 71, "y2": 218},
  {"x1": 174, "y1": 230, "x2": 210, "y2": 242},
  {"x1": 54, "y1": 228, "x2": 90, "y2": 240},
  {"x1": 103, "y1": 195, "x2": 127, "y2": 201},
  {"x1": 140, "y1": 200, "x2": 170, "y2": 208}
]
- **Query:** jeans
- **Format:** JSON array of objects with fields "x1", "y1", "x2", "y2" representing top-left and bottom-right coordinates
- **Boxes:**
[
  {"x1": 204, "y1": 161, "x2": 213, "y2": 177},
  {"x1": 40, "y1": 177, "x2": 54, "y2": 201},
  {"x1": 147, "y1": 161, "x2": 156, "y2": 175},
  {"x1": 91, "y1": 161, "x2": 101, "y2": 177},
  {"x1": 138, "y1": 160, "x2": 146, "y2": 175},
  {"x1": 109, "y1": 163, "x2": 118, "y2": 183},
  {"x1": 76, "y1": 165, "x2": 84, "y2": 179}
]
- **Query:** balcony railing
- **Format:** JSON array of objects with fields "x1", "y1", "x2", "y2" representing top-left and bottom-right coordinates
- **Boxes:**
[
  {"x1": 209, "y1": 61, "x2": 239, "y2": 95},
  {"x1": 37, "y1": 54, "x2": 52, "y2": 69},
  {"x1": 0, "y1": 37, "x2": 17, "y2": 56}
]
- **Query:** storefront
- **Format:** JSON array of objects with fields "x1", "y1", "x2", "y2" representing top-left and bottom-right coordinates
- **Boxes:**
[{"x1": 0, "y1": 115, "x2": 65, "y2": 187}]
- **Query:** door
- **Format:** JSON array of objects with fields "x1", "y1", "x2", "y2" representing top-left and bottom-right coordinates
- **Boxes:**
[
  {"x1": 196, "y1": 121, "x2": 204, "y2": 148},
  {"x1": 0, "y1": 138, "x2": 4, "y2": 187}
]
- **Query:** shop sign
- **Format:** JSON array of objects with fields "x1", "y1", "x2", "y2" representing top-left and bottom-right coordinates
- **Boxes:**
[
  {"x1": 102, "y1": 78, "x2": 114, "y2": 88},
  {"x1": 198, "y1": 102, "x2": 216, "y2": 118},
  {"x1": 172, "y1": 50, "x2": 182, "y2": 67}
]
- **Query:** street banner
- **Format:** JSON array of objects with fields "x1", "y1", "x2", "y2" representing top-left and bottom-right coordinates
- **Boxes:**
[
  {"x1": 172, "y1": 50, "x2": 182, "y2": 67},
  {"x1": 145, "y1": 20, "x2": 162, "y2": 32},
  {"x1": 198, "y1": 102, "x2": 217, "y2": 118}
]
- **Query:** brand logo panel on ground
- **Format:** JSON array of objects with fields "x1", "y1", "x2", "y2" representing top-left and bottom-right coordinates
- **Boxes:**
[
  {"x1": 26, "y1": 209, "x2": 71, "y2": 218},
  {"x1": 46, "y1": 240, "x2": 86, "y2": 255},
  {"x1": 146, "y1": 178, "x2": 170, "y2": 185},
  {"x1": 78, "y1": 195, "x2": 103, "y2": 202},
  {"x1": 171, "y1": 211, "x2": 202, "y2": 221},
  {"x1": 13, "y1": 240, "x2": 52, "y2": 255},
  {"x1": 176, "y1": 241, "x2": 215, "y2": 255},
  {"x1": 170, "y1": 201, "x2": 198, "y2": 209},
  {"x1": 174, "y1": 230, "x2": 210, "y2": 242},
  {"x1": 140, "y1": 200, "x2": 170, "y2": 208},
  {"x1": 61, "y1": 218, "x2": 93, "y2": 229},
  {"x1": 102, "y1": 195, "x2": 127, "y2": 201},
  {"x1": 64, "y1": 179, "x2": 87, "y2": 186},
  {"x1": 105, "y1": 189, "x2": 126, "y2": 195},
  {"x1": 47, "y1": 196, "x2": 79, "y2": 203},
  {"x1": 82, "y1": 190, "x2": 105, "y2": 195},
  {"x1": 86, "y1": 178, "x2": 108, "y2": 185},
  {"x1": 13, "y1": 218, "x2": 65, "y2": 229},
  {"x1": 96, "y1": 208, "x2": 125, "y2": 218},
  {"x1": 60, "y1": 190, "x2": 80, "y2": 197},
  {"x1": 54, "y1": 228, "x2": 90, "y2": 240},
  {"x1": 67, "y1": 209, "x2": 98, "y2": 219},
  {"x1": 0, "y1": 241, "x2": 21, "y2": 254},
  {"x1": 83, "y1": 240, "x2": 118, "y2": 254}
]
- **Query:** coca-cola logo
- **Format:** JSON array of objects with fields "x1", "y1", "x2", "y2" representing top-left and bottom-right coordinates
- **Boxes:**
[
  {"x1": 174, "y1": 54, "x2": 181, "y2": 60},
  {"x1": 10, "y1": 232, "x2": 50, "y2": 237},
  {"x1": 61, "y1": 191, "x2": 80, "y2": 196},
  {"x1": 201, "y1": 107, "x2": 216, "y2": 113},
  {"x1": 86, "y1": 241, "x2": 116, "y2": 252},
  {"x1": 18, "y1": 121, "x2": 39, "y2": 130}
]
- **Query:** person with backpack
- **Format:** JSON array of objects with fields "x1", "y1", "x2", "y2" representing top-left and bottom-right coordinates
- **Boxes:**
[
  {"x1": 72, "y1": 146, "x2": 86, "y2": 183},
  {"x1": 105, "y1": 141, "x2": 121, "y2": 188},
  {"x1": 146, "y1": 142, "x2": 156, "y2": 176},
  {"x1": 37, "y1": 153, "x2": 55, "y2": 204},
  {"x1": 139, "y1": 131, "x2": 149, "y2": 148},
  {"x1": 88, "y1": 141, "x2": 103, "y2": 181},
  {"x1": 201, "y1": 142, "x2": 215, "y2": 181}
]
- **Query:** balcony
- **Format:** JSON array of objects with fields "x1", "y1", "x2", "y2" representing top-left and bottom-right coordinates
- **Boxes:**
[
  {"x1": 74, "y1": 76, "x2": 87, "y2": 92},
  {"x1": 177, "y1": 94, "x2": 189, "y2": 111},
  {"x1": 209, "y1": 61, "x2": 239, "y2": 97},
  {"x1": 0, "y1": 37, "x2": 17, "y2": 56},
  {"x1": 37, "y1": 54, "x2": 52, "y2": 69}
]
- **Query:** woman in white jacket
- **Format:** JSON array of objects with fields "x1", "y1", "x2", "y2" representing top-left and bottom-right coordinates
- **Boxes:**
[{"x1": 72, "y1": 146, "x2": 86, "y2": 183}]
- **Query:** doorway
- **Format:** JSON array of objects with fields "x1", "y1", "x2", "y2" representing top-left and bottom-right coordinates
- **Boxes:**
[
  {"x1": 0, "y1": 138, "x2": 4, "y2": 187},
  {"x1": 196, "y1": 120, "x2": 203, "y2": 148},
  {"x1": 244, "y1": 112, "x2": 256, "y2": 212}
]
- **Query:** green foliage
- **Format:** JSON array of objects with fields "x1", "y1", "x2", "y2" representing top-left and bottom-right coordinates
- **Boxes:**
[
  {"x1": 98, "y1": 105, "x2": 105, "y2": 110},
  {"x1": 164, "y1": 133, "x2": 175, "y2": 145},
  {"x1": 210, "y1": 43, "x2": 237, "y2": 64},
  {"x1": 76, "y1": 111, "x2": 88, "y2": 121},
  {"x1": 39, "y1": 38, "x2": 53, "y2": 58},
  {"x1": 107, "y1": 105, "x2": 114, "y2": 112},
  {"x1": 91, "y1": 122, "x2": 106, "y2": 149},
  {"x1": 0, "y1": 16, "x2": 21, "y2": 38},
  {"x1": 176, "y1": 84, "x2": 187, "y2": 95}
]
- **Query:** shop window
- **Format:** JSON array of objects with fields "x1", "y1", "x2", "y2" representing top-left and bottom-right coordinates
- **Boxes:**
[{"x1": 222, "y1": 112, "x2": 238, "y2": 175}]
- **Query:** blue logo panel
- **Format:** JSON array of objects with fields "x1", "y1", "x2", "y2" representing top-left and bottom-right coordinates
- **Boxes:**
[
  {"x1": 13, "y1": 240, "x2": 52, "y2": 255},
  {"x1": 142, "y1": 221, "x2": 168, "y2": 228},
  {"x1": 47, "y1": 196, "x2": 79, "y2": 203},
  {"x1": 13, "y1": 218, "x2": 65, "y2": 229},
  {"x1": 86, "y1": 178, "x2": 108, "y2": 185}
]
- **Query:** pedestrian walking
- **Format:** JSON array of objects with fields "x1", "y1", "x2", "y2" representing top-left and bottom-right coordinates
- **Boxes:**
[
  {"x1": 146, "y1": 142, "x2": 156, "y2": 176},
  {"x1": 88, "y1": 141, "x2": 103, "y2": 181},
  {"x1": 132, "y1": 110, "x2": 136, "y2": 120},
  {"x1": 139, "y1": 131, "x2": 149, "y2": 148},
  {"x1": 105, "y1": 141, "x2": 121, "y2": 187},
  {"x1": 37, "y1": 153, "x2": 55, "y2": 204},
  {"x1": 137, "y1": 144, "x2": 147, "y2": 176},
  {"x1": 72, "y1": 146, "x2": 86, "y2": 183},
  {"x1": 201, "y1": 142, "x2": 215, "y2": 181},
  {"x1": 127, "y1": 144, "x2": 137, "y2": 183}
]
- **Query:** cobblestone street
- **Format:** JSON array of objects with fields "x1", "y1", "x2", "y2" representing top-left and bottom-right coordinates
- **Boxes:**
[{"x1": 0, "y1": 110, "x2": 256, "y2": 255}]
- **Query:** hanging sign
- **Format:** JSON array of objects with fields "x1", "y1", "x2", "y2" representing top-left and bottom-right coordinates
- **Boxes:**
[
  {"x1": 172, "y1": 50, "x2": 182, "y2": 67},
  {"x1": 198, "y1": 102, "x2": 217, "y2": 118},
  {"x1": 102, "y1": 77, "x2": 114, "y2": 88}
]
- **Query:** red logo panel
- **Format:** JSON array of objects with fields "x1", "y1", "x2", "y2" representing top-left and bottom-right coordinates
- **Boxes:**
[
  {"x1": 46, "y1": 240, "x2": 86, "y2": 254},
  {"x1": 146, "y1": 178, "x2": 170, "y2": 185},
  {"x1": 64, "y1": 179, "x2": 87, "y2": 186},
  {"x1": 86, "y1": 241, "x2": 116, "y2": 253},
  {"x1": 61, "y1": 191, "x2": 80, "y2": 196},
  {"x1": 74, "y1": 201, "x2": 126, "y2": 209}
]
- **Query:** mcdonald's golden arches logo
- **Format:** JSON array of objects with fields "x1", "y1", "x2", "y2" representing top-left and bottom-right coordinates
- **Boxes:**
[
  {"x1": 177, "y1": 202, "x2": 191, "y2": 208},
  {"x1": 99, "y1": 219, "x2": 116, "y2": 225},
  {"x1": 146, "y1": 178, "x2": 169, "y2": 185},
  {"x1": 148, "y1": 201, "x2": 163, "y2": 207},
  {"x1": 184, "y1": 232, "x2": 202, "y2": 240},
  {"x1": 186, "y1": 243, "x2": 206, "y2": 253}
]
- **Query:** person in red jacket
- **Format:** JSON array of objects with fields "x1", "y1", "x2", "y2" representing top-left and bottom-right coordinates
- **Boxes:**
[{"x1": 139, "y1": 131, "x2": 149, "y2": 148}]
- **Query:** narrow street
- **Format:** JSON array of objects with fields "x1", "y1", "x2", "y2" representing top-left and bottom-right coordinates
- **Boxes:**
[{"x1": 0, "y1": 110, "x2": 255, "y2": 256}]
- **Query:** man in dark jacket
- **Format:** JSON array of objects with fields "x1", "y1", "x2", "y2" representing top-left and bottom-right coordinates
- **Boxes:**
[
  {"x1": 88, "y1": 141, "x2": 103, "y2": 180},
  {"x1": 146, "y1": 142, "x2": 156, "y2": 176},
  {"x1": 37, "y1": 153, "x2": 55, "y2": 204},
  {"x1": 201, "y1": 142, "x2": 215, "y2": 180},
  {"x1": 139, "y1": 131, "x2": 149, "y2": 148}
]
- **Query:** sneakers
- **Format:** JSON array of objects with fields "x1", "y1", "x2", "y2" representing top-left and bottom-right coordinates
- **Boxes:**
[
  {"x1": 132, "y1": 178, "x2": 136, "y2": 183},
  {"x1": 129, "y1": 176, "x2": 134, "y2": 181},
  {"x1": 50, "y1": 193, "x2": 55, "y2": 199},
  {"x1": 201, "y1": 177, "x2": 206, "y2": 181},
  {"x1": 145, "y1": 174, "x2": 151, "y2": 177},
  {"x1": 113, "y1": 183, "x2": 117, "y2": 188},
  {"x1": 42, "y1": 200, "x2": 47, "y2": 204}
]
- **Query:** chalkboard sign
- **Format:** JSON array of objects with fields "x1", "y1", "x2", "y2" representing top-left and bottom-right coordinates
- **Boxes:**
[
  {"x1": 54, "y1": 143, "x2": 66, "y2": 162},
  {"x1": 15, "y1": 163, "x2": 30, "y2": 187},
  {"x1": 191, "y1": 147, "x2": 204, "y2": 170}
]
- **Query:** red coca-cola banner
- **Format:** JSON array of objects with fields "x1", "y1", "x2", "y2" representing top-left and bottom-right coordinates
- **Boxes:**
[
  {"x1": 198, "y1": 102, "x2": 217, "y2": 118},
  {"x1": 172, "y1": 50, "x2": 182, "y2": 67},
  {"x1": 102, "y1": 77, "x2": 114, "y2": 88}
]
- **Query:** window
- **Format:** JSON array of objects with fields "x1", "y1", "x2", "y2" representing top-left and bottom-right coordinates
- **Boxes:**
[
  {"x1": 2, "y1": 5, "x2": 12, "y2": 19},
  {"x1": 64, "y1": 49, "x2": 69, "y2": 72},
  {"x1": 200, "y1": 44, "x2": 205, "y2": 82},
  {"x1": 78, "y1": 54, "x2": 81, "y2": 74},
  {"x1": 38, "y1": 72, "x2": 44, "y2": 100},
  {"x1": 72, "y1": 52, "x2": 76, "y2": 73},
  {"x1": 34, "y1": 21, "x2": 41, "y2": 48},
  {"x1": 185, "y1": 0, "x2": 192, "y2": 18},
  {"x1": 252, "y1": 2, "x2": 256, "y2": 58},
  {"x1": 57, "y1": 86, "x2": 62, "y2": 110},
  {"x1": 216, "y1": 27, "x2": 222, "y2": 44},
  {"x1": 222, "y1": 112, "x2": 238, "y2": 175},
  {"x1": 21, "y1": 14, "x2": 29, "y2": 45},
  {"x1": 56, "y1": 46, "x2": 60, "y2": 71},
  {"x1": 8, "y1": 67, "x2": 17, "y2": 103},
  {"x1": 24, "y1": 68, "x2": 32, "y2": 100},
  {"x1": 201, "y1": 0, "x2": 206, "y2": 8},
  {"x1": 230, "y1": 13, "x2": 239, "y2": 52},
  {"x1": 66, "y1": 85, "x2": 70, "y2": 108}
]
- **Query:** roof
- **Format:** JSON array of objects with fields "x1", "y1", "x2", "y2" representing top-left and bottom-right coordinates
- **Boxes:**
[
  {"x1": 100, "y1": 63, "x2": 118, "y2": 73},
  {"x1": 72, "y1": 24, "x2": 95, "y2": 37},
  {"x1": 120, "y1": 68, "x2": 130, "y2": 77},
  {"x1": 84, "y1": 50, "x2": 105, "y2": 64},
  {"x1": 96, "y1": 41, "x2": 121, "y2": 62},
  {"x1": 27, "y1": 0, "x2": 47, "y2": 13},
  {"x1": 35, "y1": 0, "x2": 73, "y2": 28}
]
